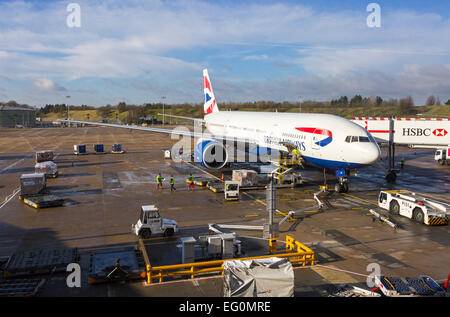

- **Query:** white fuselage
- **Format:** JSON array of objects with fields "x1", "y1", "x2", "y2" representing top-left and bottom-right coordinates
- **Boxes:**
[{"x1": 204, "y1": 111, "x2": 381, "y2": 169}]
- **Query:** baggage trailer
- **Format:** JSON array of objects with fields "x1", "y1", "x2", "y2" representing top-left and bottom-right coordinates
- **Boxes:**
[
  {"x1": 35, "y1": 161, "x2": 58, "y2": 178},
  {"x1": 111, "y1": 143, "x2": 125, "y2": 154},
  {"x1": 19, "y1": 173, "x2": 65, "y2": 209},
  {"x1": 93, "y1": 144, "x2": 106, "y2": 154},
  {"x1": 35, "y1": 150, "x2": 54, "y2": 163},
  {"x1": 375, "y1": 275, "x2": 446, "y2": 297},
  {"x1": 73, "y1": 144, "x2": 87, "y2": 155},
  {"x1": 378, "y1": 190, "x2": 450, "y2": 225}
]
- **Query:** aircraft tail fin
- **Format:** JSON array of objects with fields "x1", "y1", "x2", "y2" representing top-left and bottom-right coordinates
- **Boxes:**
[{"x1": 203, "y1": 69, "x2": 219, "y2": 115}]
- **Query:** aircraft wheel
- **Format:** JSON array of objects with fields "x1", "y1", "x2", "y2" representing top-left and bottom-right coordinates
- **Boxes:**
[
  {"x1": 334, "y1": 183, "x2": 342, "y2": 193},
  {"x1": 342, "y1": 182, "x2": 349, "y2": 193}
]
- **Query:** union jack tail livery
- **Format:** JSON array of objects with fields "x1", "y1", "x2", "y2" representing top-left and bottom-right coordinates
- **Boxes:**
[{"x1": 203, "y1": 69, "x2": 219, "y2": 115}]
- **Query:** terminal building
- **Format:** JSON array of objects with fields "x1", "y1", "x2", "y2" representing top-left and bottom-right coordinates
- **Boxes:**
[{"x1": 0, "y1": 105, "x2": 36, "y2": 127}]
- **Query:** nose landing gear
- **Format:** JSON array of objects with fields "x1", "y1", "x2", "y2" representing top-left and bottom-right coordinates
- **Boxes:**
[
  {"x1": 335, "y1": 177, "x2": 349, "y2": 193},
  {"x1": 334, "y1": 168, "x2": 349, "y2": 193}
]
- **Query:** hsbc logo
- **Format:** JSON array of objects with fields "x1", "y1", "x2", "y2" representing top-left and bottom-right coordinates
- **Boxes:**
[
  {"x1": 432, "y1": 129, "x2": 448, "y2": 136},
  {"x1": 403, "y1": 128, "x2": 447, "y2": 137}
]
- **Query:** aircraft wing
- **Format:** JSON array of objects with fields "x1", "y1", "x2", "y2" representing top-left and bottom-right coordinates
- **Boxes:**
[
  {"x1": 59, "y1": 119, "x2": 257, "y2": 145},
  {"x1": 157, "y1": 113, "x2": 205, "y2": 123}
]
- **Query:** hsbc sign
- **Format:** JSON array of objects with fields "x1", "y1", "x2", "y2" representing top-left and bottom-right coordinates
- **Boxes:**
[{"x1": 402, "y1": 128, "x2": 448, "y2": 137}]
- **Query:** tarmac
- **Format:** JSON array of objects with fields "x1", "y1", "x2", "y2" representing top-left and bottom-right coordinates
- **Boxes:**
[{"x1": 0, "y1": 126, "x2": 449, "y2": 297}]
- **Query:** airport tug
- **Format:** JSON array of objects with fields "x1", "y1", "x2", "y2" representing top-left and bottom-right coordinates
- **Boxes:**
[
  {"x1": 378, "y1": 190, "x2": 450, "y2": 225},
  {"x1": 132, "y1": 205, "x2": 179, "y2": 238}
]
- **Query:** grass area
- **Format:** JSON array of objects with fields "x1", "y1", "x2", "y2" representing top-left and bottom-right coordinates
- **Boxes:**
[{"x1": 41, "y1": 104, "x2": 448, "y2": 122}]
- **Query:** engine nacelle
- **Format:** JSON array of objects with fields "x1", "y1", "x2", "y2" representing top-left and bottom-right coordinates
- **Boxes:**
[{"x1": 194, "y1": 139, "x2": 228, "y2": 169}]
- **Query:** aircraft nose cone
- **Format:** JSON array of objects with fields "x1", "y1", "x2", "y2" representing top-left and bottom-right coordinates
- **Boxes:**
[{"x1": 366, "y1": 144, "x2": 381, "y2": 164}]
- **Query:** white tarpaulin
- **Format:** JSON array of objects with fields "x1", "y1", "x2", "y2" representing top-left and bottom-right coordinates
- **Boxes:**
[
  {"x1": 232, "y1": 170, "x2": 258, "y2": 187},
  {"x1": 35, "y1": 161, "x2": 58, "y2": 176},
  {"x1": 223, "y1": 257, "x2": 294, "y2": 297}
]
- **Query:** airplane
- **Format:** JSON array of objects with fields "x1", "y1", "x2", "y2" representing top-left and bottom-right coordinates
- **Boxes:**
[{"x1": 62, "y1": 69, "x2": 381, "y2": 193}]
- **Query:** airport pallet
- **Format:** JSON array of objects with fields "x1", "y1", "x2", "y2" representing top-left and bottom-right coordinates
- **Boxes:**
[
  {"x1": 4, "y1": 248, "x2": 79, "y2": 278},
  {"x1": 0, "y1": 278, "x2": 47, "y2": 297},
  {"x1": 376, "y1": 275, "x2": 446, "y2": 296},
  {"x1": 19, "y1": 194, "x2": 65, "y2": 209},
  {"x1": 88, "y1": 249, "x2": 146, "y2": 284}
]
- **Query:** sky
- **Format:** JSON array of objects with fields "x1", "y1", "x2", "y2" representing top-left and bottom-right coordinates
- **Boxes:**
[{"x1": 0, "y1": 0, "x2": 450, "y2": 107}]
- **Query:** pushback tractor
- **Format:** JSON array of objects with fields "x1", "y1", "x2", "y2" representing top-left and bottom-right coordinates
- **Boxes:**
[
  {"x1": 132, "y1": 205, "x2": 179, "y2": 239},
  {"x1": 378, "y1": 190, "x2": 450, "y2": 225}
]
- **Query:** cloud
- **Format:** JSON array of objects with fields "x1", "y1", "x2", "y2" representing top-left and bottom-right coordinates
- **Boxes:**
[
  {"x1": 0, "y1": 1, "x2": 450, "y2": 106},
  {"x1": 33, "y1": 78, "x2": 67, "y2": 92},
  {"x1": 243, "y1": 54, "x2": 269, "y2": 61}
]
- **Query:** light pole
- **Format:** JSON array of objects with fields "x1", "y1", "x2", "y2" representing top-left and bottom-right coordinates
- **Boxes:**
[
  {"x1": 66, "y1": 95, "x2": 70, "y2": 127},
  {"x1": 298, "y1": 96, "x2": 302, "y2": 113},
  {"x1": 161, "y1": 96, "x2": 166, "y2": 126}
]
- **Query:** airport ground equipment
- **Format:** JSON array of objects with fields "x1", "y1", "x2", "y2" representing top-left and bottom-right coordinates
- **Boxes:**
[
  {"x1": 144, "y1": 235, "x2": 314, "y2": 284},
  {"x1": 223, "y1": 257, "x2": 294, "y2": 297},
  {"x1": 35, "y1": 150, "x2": 54, "y2": 163},
  {"x1": 3, "y1": 248, "x2": 78, "y2": 278},
  {"x1": 73, "y1": 144, "x2": 87, "y2": 155},
  {"x1": 88, "y1": 249, "x2": 146, "y2": 284},
  {"x1": 132, "y1": 205, "x2": 179, "y2": 239},
  {"x1": 224, "y1": 181, "x2": 239, "y2": 200},
  {"x1": 35, "y1": 161, "x2": 58, "y2": 178},
  {"x1": 369, "y1": 209, "x2": 397, "y2": 229},
  {"x1": 378, "y1": 190, "x2": 450, "y2": 225},
  {"x1": 164, "y1": 149, "x2": 171, "y2": 159},
  {"x1": 93, "y1": 143, "x2": 105, "y2": 154},
  {"x1": 0, "y1": 278, "x2": 47, "y2": 297},
  {"x1": 434, "y1": 147, "x2": 449, "y2": 165},
  {"x1": 18, "y1": 173, "x2": 65, "y2": 209},
  {"x1": 375, "y1": 275, "x2": 446, "y2": 297},
  {"x1": 232, "y1": 169, "x2": 258, "y2": 187},
  {"x1": 111, "y1": 143, "x2": 125, "y2": 154},
  {"x1": 270, "y1": 151, "x2": 303, "y2": 186}
]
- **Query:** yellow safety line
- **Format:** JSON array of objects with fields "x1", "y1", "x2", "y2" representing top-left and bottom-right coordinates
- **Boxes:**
[
  {"x1": 342, "y1": 193, "x2": 378, "y2": 206},
  {"x1": 351, "y1": 207, "x2": 364, "y2": 210}
]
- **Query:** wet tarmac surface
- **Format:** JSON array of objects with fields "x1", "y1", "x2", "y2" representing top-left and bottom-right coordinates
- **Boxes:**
[{"x1": 0, "y1": 127, "x2": 448, "y2": 297}]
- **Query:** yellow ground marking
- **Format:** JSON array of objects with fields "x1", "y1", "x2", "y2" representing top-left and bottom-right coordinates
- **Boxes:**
[{"x1": 342, "y1": 193, "x2": 378, "y2": 206}]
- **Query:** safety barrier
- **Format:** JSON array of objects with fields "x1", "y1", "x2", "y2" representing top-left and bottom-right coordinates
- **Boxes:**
[{"x1": 144, "y1": 235, "x2": 315, "y2": 284}]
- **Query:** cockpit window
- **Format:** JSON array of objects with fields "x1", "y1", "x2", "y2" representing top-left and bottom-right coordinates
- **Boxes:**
[
  {"x1": 345, "y1": 135, "x2": 373, "y2": 143},
  {"x1": 359, "y1": 136, "x2": 370, "y2": 142}
]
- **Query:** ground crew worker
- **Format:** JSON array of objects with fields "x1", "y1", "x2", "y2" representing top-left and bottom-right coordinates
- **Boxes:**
[
  {"x1": 170, "y1": 175, "x2": 176, "y2": 192},
  {"x1": 400, "y1": 157, "x2": 405, "y2": 170},
  {"x1": 187, "y1": 173, "x2": 195, "y2": 191},
  {"x1": 156, "y1": 173, "x2": 164, "y2": 190},
  {"x1": 292, "y1": 148, "x2": 300, "y2": 161}
]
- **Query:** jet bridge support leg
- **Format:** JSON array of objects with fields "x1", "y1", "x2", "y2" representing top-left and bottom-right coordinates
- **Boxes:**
[{"x1": 385, "y1": 116, "x2": 397, "y2": 183}]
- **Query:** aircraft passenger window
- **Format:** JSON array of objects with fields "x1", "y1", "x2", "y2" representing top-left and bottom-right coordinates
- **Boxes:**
[{"x1": 351, "y1": 136, "x2": 359, "y2": 142}]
